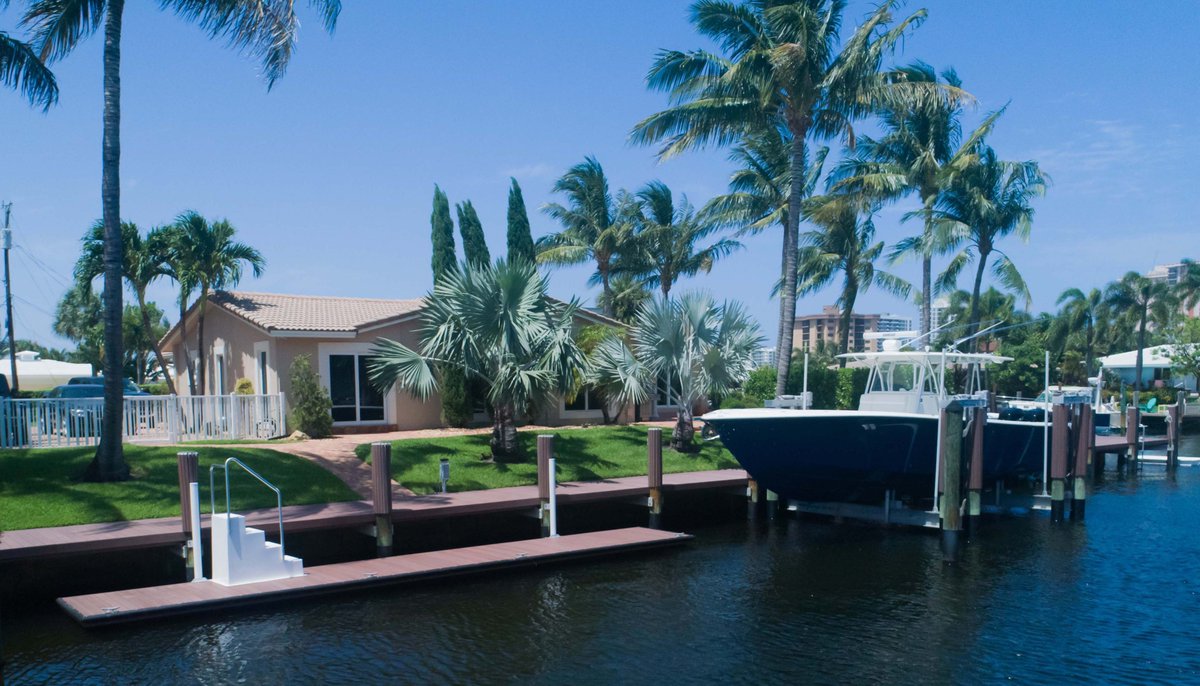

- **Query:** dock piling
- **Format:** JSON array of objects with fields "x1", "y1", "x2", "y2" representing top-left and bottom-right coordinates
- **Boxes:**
[
  {"x1": 370, "y1": 442, "x2": 394, "y2": 557},
  {"x1": 939, "y1": 405, "x2": 964, "y2": 562},
  {"x1": 967, "y1": 409, "x2": 985, "y2": 541},
  {"x1": 537, "y1": 435, "x2": 554, "y2": 537},
  {"x1": 1050, "y1": 405, "x2": 1069, "y2": 523},
  {"x1": 1166, "y1": 393, "x2": 1182, "y2": 474},
  {"x1": 647, "y1": 428, "x2": 663, "y2": 529},
  {"x1": 177, "y1": 451, "x2": 199, "y2": 580},
  {"x1": 1125, "y1": 407, "x2": 1139, "y2": 470},
  {"x1": 1071, "y1": 405, "x2": 1092, "y2": 521}
]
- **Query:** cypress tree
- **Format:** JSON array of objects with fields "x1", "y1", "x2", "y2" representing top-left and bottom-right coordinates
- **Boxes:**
[
  {"x1": 456, "y1": 200, "x2": 490, "y2": 267},
  {"x1": 431, "y1": 185, "x2": 457, "y2": 281},
  {"x1": 430, "y1": 186, "x2": 471, "y2": 426},
  {"x1": 506, "y1": 178, "x2": 536, "y2": 263}
]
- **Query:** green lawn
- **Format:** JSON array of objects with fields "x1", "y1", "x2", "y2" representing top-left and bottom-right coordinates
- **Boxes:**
[
  {"x1": 355, "y1": 425, "x2": 738, "y2": 495},
  {"x1": 0, "y1": 446, "x2": 359, "y2": 531}
]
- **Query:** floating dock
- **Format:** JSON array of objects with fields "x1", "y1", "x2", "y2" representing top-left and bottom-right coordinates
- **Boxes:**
[{"x1": 58, "y1": 527, "x2": 691, "y2": 626}]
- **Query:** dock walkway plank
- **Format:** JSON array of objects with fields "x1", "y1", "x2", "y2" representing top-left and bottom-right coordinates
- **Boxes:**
[
  {"x1": 0, "y1": 469, "x2": 747, "y2": 562},
  {"x1": 58, "y1": 527, "x2": 691, "y2": 626}
]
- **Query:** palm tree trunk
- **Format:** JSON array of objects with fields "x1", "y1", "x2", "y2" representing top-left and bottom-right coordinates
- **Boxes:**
[
  {"x1": 968, "y1": 251, "x2": 989, "y2": 348},
  {"x1": 86, "y1": 0, "x2": 129, "y2": 482},
  {"x1": 179, "y1": 291, "x2": 196, "y2": 395},
  {"x1": 671, "y1": 403, "x2": 694, "y2": 452},
  {"x1": 599, "y1": 267, "x2": 613, "y2": 316},
  {"x1": 775, "y1": 133, "x2": 807, "y2": 396},
  {"x1": 838, "y1": 286, "x2": 857, "y2": 368},
  {"x1": 921, "y1": 194, "x2": 935, "y2": 338},
  {"x1": 139, "y1": 288, "x2": 177, "y2": 395},
  {"x1": 1133, "y1": 305, "x2": 1147, "y2": 410},
  {"x1": 1084, "y1": 321, "x2": 1094, "y2": 379},
  {"x1": 197, "y1": 288, "x2": 208, "y2": 394},
  {"x1": 490, "y1": 403, "x2": 519, "y2": 461}
]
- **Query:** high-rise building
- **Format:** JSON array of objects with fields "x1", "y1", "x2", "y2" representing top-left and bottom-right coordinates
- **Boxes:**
[
  {"x1": 1146, "y1": 262, "x2": 1198, "y2": 317},
  {"x1": 793, "y1": 306, "x2": 880, "y2": 353},
  {"x1": 751, "y1": 347, "x2": 777, "y2": 369},
  {"x1": 929, "y1": 297, "x2": 951, "y2": 333},
  {"x1": 875, "y1": 313, "x2": 915, "y2": 351}
]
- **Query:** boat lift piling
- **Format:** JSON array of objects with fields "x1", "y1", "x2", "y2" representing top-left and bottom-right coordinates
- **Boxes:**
[
  {"x1": 647, "y1": 428, "x2": 663, "y2": 529},
  {"x1": 370, "y1": 442, "x2": 394, "y2": 557},
  {"x1": 966, "y1": 406, "x2": 986, "y2": 541},
  {"x1": 938, "y1": 402, "x2": 965, "y2": 563},
  {"x1": 1050, "y1": 404, "x2": 1070, "y2": 523},
  {"x1": 1166, "y1": 393, "x2": 1183, "y2": 474},
  {"x1": 1123, "y1": 407, "x2": 1139, "y2": 470},
  {"x1": 177, "y1": 451, "x2": 200, "y2": 581},
  {"x1": 1071, "y1": 404, "x2": 1093, "y2": 521}
]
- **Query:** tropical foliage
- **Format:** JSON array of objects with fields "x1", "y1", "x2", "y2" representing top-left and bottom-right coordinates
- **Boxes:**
[{"x1": 369, "y1": 259, "x2": 588, "y2": 461}]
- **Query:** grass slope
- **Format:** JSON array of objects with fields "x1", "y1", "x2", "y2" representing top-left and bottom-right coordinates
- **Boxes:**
[
  {"x1": 356, "y1": 425, "x2": 737, "y2": 495},
  {"x1": 0, "y1": 446, "x2": 359, "y2": 531}
]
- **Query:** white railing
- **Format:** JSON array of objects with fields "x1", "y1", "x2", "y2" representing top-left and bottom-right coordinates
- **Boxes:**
[{"x1": 0, "y1": 393, "x2": 287, "y2": 449}]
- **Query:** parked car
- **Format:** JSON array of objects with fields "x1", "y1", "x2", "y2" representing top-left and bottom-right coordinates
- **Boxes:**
[
  {"x1": 46, "y1": 384, "x2": 104, "y2": 437},
  {"x1": 67, "y1": 376, "x2": 150, "y2": 396}
]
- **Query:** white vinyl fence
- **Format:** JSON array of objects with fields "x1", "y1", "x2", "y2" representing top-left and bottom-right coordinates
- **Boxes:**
[{"x1": 0, "y1": 393, "x2": 287, "y2": 449}]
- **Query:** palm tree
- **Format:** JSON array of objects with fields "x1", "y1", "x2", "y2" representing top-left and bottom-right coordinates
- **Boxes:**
[
  {"x1": 589, "y1": 293, "x2": 760, "y2": 451},
  {"x1": 22, "y1": 0, "x2": 338, "y2": 482},
  {"x1": 627, "y1": 181, "x2": 741, "y2": 298},
  {"x1": 632, "y1": 0, "x2": 934, "y2": 397},
  {"x1": 1105, "y1": 272, "x2": 1178, "y2": 409},
  {"x1": 596, "y1": 274, "x2": 651, "y2": 324},
  {"x1": 171, "y1": 211, "x2": 264, "y2": 395},
  {"x1": 73, "y1": 221, "x2": 178, "y2": 394},
  {"x1": 794, "y1": 195, "x2": 910, "y2": 364},
  {"x1": 538, "y1": 157, "x2": 637, "y2": 314},
  {"x1": 1177, "y1": 258, "x2": 1200, "y2": 314},
  {"x1": 1049, "y1": 287, "x2": 1105, "y2": 378},
  {"x1": 832, "y1": 62, "x2": 993, "y2": 337},
  {"x1": 368, "y1": 260, "x2": 588, "y2": 462},
  {"x1": 933, "y1": 146, "x2": 1046, "y2": 339},
  {"x1": 1, "y1": 6, "x2": 56, "y2": 109}
]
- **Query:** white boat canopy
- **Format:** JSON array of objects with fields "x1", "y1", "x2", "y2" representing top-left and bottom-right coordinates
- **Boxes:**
[
  {"x1": 0, "y1": 350, "x2": 93, "y2": 391},
  {"x1": 1097, "y1": 345, "x2": 1192, "y2": 370}
]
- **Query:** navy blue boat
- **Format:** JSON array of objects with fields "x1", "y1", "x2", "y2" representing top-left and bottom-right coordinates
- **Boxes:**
[{"x1": 701, "y1": 347, "x2": 1048, "y2": 505}]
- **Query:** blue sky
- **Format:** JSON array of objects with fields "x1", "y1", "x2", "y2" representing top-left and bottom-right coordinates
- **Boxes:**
[{"x1": 3, "y1": 1, "x2": 1198, "y2": 349}]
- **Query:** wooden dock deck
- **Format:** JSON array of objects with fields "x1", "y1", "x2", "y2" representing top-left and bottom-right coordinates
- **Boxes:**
[
  {"x1": 1093, "y1": 434, "x2": 1168, "y2": 453},
  {"x1": 0, "y1": 469, "x2": 747, "y2": 563},
  {"x1": 58, "y1": 527, "x2": 691, "y2": 626}
]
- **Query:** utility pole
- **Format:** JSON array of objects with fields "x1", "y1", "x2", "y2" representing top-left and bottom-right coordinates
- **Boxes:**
[{"x1": 2, "y1": 203, "x2": 17, "y2": 393}]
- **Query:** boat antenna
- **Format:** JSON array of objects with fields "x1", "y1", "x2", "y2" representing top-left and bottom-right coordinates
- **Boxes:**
[
  {"x1": 903, "y1": 316, "x2": 958, "y2": 351},
  {"x1": 952, "y1": 320, "x2": 1005, "y2": 349}
]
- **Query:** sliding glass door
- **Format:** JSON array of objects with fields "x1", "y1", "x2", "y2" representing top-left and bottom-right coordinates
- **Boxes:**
[{"x1": 329, "y1": 354, "x2": 385, "y2": 423}]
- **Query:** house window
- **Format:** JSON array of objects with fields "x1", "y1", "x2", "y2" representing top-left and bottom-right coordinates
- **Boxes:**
[
  {"x1": 566, "y1": 387, "x2": 599, "y2": 412},
  {"x1": 214, "y1": 353, "x2": 226, "y2": 395},
  {"x1": 329, "y1": 354, "x2": 384, "y2": 423}
]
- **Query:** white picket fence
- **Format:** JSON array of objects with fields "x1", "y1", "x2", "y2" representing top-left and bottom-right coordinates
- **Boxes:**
[{"x1": 0, "y1": 393, "x2": 287, "y2": 449}]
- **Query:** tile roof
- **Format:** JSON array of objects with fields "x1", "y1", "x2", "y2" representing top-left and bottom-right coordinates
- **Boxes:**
[{"x1": 212, "y1": 291, "x2": 425, "y2": 333}]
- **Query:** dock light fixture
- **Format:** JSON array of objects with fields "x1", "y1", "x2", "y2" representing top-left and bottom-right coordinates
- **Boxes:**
[{"x1": 439, "y1": 458, "x2": 450, "y2": 494}]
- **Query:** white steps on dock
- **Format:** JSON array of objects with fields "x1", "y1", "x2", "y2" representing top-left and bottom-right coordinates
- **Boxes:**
[{"x1": 211, "y1": 513, "x2": 303, "y2": 586}]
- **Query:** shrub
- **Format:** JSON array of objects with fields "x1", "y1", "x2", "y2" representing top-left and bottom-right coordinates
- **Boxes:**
[
  {"x1": 140, "y1": 383, "x2": 169, "y2": 395},
  {"x1": 835, "y1": 367, "x2": 870, "y2": 410},
  {"x1": 742, "y1": 366, "x2": 777, "y2": 402},
  {"x1": 289, "y1": 355, "x2": 333, "y2": 437},
  {"x1": 233, "y1": 377, "x2": 255, "y2": 395},
  {"x1": 716, "y1": 392, "x2": 762, "y2": 409}
]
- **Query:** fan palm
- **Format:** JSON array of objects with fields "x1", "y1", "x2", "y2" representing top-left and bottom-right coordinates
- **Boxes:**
[
  {"x1": 589, "y1": 292, "x2": 761, "y2": 451},
  {"x1": 626, "y1": 181, "x2": 741, "y2": 298},
  {"x1": 21, "y1": 0, "x2": 338, "y2": 481},
  {"x1": 794, "y1": 194, "x2": 910, "y2": 363},
  {"x1": 73, "y1": 221, "x2": 178, "y2": 394},
  {"x1": 932, "y1": 145, "x2": 1045, "y2": 340},
  {"x1": 368, "y1": 260, "x2": 588, "y2": 462},
  {"x1": 832, "y1": 62, "x2": 992, "y2": 336},
  {"x1": 1048, "y1": 287, "x2": 1105, "y2": 378},
  {"x1": 538, "y1": 157, "x2": 638, "y2": 315},
  {"x1": 632, "y1": 0, "x2": 936, "y2": 396},
  {"x1": 171, "y1": 211, "x2": 264, "y2": 395},
  {"x1": 1104, "y1": 272, "x2": 1178, "y2": 408}
]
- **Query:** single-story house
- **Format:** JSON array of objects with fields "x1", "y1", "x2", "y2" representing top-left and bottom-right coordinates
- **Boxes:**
[
  {"x1": 159, "y1": 290, "x2": 657, "y2": 432},
  {"x1": 1098, "y1": 344, "x2": 1198, "y2": 392}
]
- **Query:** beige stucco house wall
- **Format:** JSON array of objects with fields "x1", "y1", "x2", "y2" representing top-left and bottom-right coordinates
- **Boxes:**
[{"x1": 160, "y1": 290, "x2": 643, "y2": 433}]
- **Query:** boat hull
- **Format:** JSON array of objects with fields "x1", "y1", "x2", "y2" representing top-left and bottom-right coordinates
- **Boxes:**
[{"x1": 701, "y1": 410, "x2": 1046, "y2": 504}]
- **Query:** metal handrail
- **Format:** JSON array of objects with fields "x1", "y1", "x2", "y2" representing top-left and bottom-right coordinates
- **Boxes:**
[{"x1": 209, "y1": 457, "x2": 286, "y2": 560}]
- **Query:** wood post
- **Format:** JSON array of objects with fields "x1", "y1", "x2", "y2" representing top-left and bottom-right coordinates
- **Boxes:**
[
  {"x1": 1124, "y1": 406, "x2": 1139, "y2": 469},
  {"x1": 1050, "y1": 404, "x2": 1069, "y2": 523},
  {"x1": 647, "y1": 428, "x2": 663, "y2": 528},
  {"x1": 939, "y1": 405, "x2": 964, "y2": 562},
  {"x1": 537, "y1": 435, "x2": 554, "y2": 537},
  {"x1": 1166, "y1": 393, "x2": 1183, "y2": 474},
  {"x1": 176, "y1": 451, "x2": 199, "y2": 580},
  {"x1": 1071, "y1": 404, "x2": 1092, "y2": 521},
  {"x1": 967, "y1": 409, "x2": 985, "y2": 541},
  {"x1": 370, "y1": 442, "x2": 394, "y2": 557}
]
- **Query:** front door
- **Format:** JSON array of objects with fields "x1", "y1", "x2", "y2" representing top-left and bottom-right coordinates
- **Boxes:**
[{"x1": 329, "y1": 354, "x2": 385, "y2": 423}]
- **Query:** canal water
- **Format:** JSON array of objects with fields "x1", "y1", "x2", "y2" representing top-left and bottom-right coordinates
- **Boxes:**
[{"x1": 5, "y1": 435, "x2": 1200, "y2": 685}]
